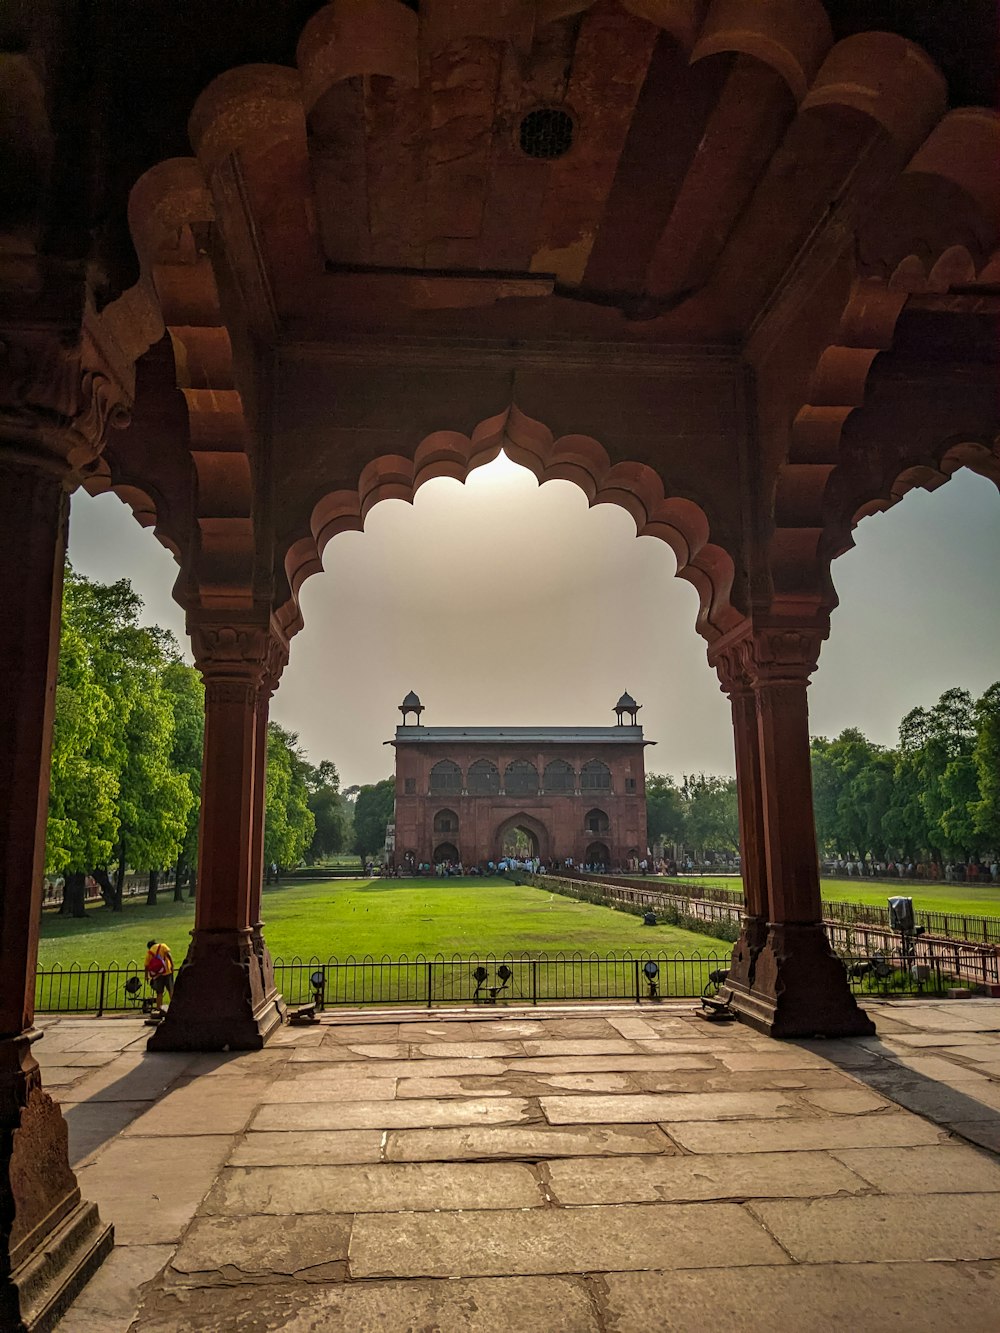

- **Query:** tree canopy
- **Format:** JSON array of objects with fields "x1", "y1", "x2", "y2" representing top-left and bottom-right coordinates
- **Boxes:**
[
  {"x1": 352, "y1": 779, "x2": 395, "y2": 859},
  {"x1": 811, "y1": 682, "x2": 1000, "y2": 863},
  {"x1": 644, "y1": 772, "x2": 738, "y2": 858}
]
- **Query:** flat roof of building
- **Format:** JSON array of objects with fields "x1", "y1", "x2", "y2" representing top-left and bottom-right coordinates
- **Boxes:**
[{"x1": 387, "y1": 726, "x2": 652, "y2": 746}]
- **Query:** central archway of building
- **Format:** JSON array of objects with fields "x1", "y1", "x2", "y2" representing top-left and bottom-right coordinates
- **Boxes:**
[
  {"x1": 585, "y1": 840, "x2": 611, "y2": 869},
  {"x1": 496, "y1": 812, "x2": 550, "y2": 863},
  {"x1": 433, "y1": 841, "x2": 460, "y2": 865}
]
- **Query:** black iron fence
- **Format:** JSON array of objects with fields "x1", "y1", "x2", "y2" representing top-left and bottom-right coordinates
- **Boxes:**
[
  {"x1": 581, "y1": 871, "x2": 1000, "y2": 947},
  {"x1": 34, "y1": 941, "x2": 993, "y2": 1016}
]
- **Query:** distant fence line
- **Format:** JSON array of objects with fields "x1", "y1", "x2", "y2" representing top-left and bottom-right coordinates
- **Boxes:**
[
  {"x1": 538, "y1": 873, "x2": 999, "y2": 994},
  {"x1": 574, "y1": 870, "x2": 1000, "y2": 947},
  {"x1": 42, "y1": 871, "x2": 178, "y2": 911}
]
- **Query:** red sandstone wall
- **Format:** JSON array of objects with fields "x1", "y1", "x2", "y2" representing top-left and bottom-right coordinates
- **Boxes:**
[{"x1": 392, "y1": 739, "x2": 648, "y2": 866}]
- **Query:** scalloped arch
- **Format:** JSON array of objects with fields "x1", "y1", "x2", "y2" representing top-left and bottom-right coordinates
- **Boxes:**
[{"x1": 276, "y1": 405, "x2": 740, "y2": 646}]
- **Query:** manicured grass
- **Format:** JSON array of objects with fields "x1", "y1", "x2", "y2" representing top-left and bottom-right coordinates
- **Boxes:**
[
  {"x1": 653, "y1": 874, "x2": 1000, "y2": 919},
  {"x1": 36, "y1": 877, "x2": 726, "y2": 972}
]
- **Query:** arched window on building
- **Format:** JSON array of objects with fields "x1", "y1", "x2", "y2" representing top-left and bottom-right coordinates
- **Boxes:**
[
  {"x1": 467, "y1": 759, "x2": 500, "y2": 795},
  {"x1": 581, "y1": 759, "x2": 612, "y2": 792},
  {"x1": 429, "y1": 759, "x2": 462, "y2": 794},
  {"x1": 433, "y1": 809, "x2": 459, "y2": 834},
  {"x1": 543, "y1": 759, "x2": 575, "y2": 792},
  {"x1": 585, "y1": 808, "x2": 610, "y2": 835},
  {"x1": 504, "y1": 760, "x2": 539, "y2": 796}
]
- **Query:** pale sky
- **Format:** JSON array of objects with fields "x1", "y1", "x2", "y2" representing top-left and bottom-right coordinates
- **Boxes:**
[{"x1": 69, "y1": 458, "x2": 1000, "y2": 787}]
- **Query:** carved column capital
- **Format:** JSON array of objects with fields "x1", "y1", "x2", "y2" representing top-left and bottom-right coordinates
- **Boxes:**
[
  {"x1": 190, "y1": 616, "x2": 289, "y2": 692},
  {"x1": 709, "y1": 618, "x2": 828, "y2": 694},
  {"x1": 0, "y1": 324, "x2": 132, "y2": 478}
]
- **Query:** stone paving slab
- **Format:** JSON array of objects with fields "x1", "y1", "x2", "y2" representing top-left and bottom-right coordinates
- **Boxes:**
[
  {"x1": 508, "y1": 1053, "x2": 716, "y2": 1073},
  {"x1": 121, "y1": 1080, "x2": 271, "y2": 1136},
  {"x1": 202, "y1": 1161, "x2": 545, "y2": 1214},
  {"x1": 349, "y1": 1201, "x2": 789, "y2": 1278},
  {"x1": 169, "y1": 1213, "x2": 350, "y2": 1283},
  {"x1": 666, "y1": 1112, "x2": 947, "y2": 1154},
  {"x1": 599, "y1": 1262, "x2": 1000, "y2": 1333},
  {"x1": 385, "y1": 1123, "x2": 674, "y2": 1161},
  {"x1": 230, "y1": 1129, "x2": 384, "y2": 1166},
  {"x1": 832, "y1": 1143, "x2": 1000, "y2": 1193},
  {"x1": 545, "y1": 1150, "x2": 869, "y2": 1205},
  {"x1": 259, "y1": 1076, "x2": 398, "y2": 1103},
  {"x1": 62, "y1": 1099, "x2": 156, "y2": 1165},
  {"x1": 750, "y1": 1192, "x2": 1000, "y2": 1263},
  {"x1": 75, "y1": 1134, "x2": 235, "y2": 1245},
  {"x1": 56, "y1": 1243, "x2": 174, "y2": 1333},
  {"x1": 133, "y1": 1274, "x2": 600, "y2": 1331},
  {"x1": 541, "y1": 1090, "x2": 798, "y2": 1123},
  {"x1": 253, "y1": 1095, "x2": 533, "y2": 1131},
  {"x1": 281, "y1": 1057, "x2": 510, "y2": 1079}
]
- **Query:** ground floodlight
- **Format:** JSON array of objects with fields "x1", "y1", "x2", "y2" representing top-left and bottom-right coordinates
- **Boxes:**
[
  {"x1": 642, "y1": 959, "x2": 660, "y2": 1001},
  {"x1": 124, "y1": 976, "x2": 141, "y2": 995},
  {"x1": 309, "y1": 970, "x2": 325, "y2": 989},
  {"x1": 888, "y1": 896, "x2": 915, "y2": 934},
  {"x1": 472, "y1": 965, "x2": 488, "y2": 983},
  {"x1": 497, "y1": 965, "x2": 512, "y2": 982}
]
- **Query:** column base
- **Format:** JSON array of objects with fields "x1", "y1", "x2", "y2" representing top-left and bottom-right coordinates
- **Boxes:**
[
  {"x1": 722, "y1": 922, "x2": 875, "y2": 1039},
  {"x1": 726, "y1": 914, "x2": 768, "y2": 992},
  {"x1": 1, "y1": 1036, "x2": 113, "y2": 1332},
  {"x1": 146, "y1": 928, "x2": 284, "y2": 1052}
]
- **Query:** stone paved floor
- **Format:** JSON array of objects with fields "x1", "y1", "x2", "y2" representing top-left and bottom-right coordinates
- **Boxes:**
[{"x1": 36, "y1": 999, "x2": 1000, "y2": 1331}]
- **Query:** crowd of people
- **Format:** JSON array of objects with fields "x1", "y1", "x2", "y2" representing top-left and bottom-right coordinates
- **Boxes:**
[{"x1": 829, "y1": 858, "x2": 999, "y2": 884}]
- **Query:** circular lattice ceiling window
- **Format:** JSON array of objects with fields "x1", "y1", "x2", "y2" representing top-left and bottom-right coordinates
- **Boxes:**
[{"x1": 518, "y1": 107, "x2": 575, "y2": 160}]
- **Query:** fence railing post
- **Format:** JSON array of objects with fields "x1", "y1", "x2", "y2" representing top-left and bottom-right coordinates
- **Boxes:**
[
  {"x1": 96, "y1": 969, "x2": 106, "y2": 1018},
  {"x1": 426, "y1": 960, "x2": 433, "y2": 1009},
  {"x1": 531, "y1": 959, "x2": 538, "y2": 1006},
  {"x1": 633, "y1": 958, "x2": 641, "y2": 1005}
]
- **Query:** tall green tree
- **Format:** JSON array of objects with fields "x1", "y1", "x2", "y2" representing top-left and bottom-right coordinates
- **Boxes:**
[
  {"x1": 645, "y1": 773, "x2": 686, "y2": 848},
  {"x1": 263, "y1": 723, "x2": 315, "y2": 873},
  {"x1": 972, "y1": 683, "x2": 1000, "y2": 850},
  {"x1": 162, "y1": 660, "x2": 204, "y2": 898},
  {"x1": 679, "y1": 774, "x2": 739, "y2": 857},
  {"x1": 352, "y1": 779, "x2": 395, "y2": 859},
  {"x1": 304, "y1": 758, "x2": 349, "y2": 862}
]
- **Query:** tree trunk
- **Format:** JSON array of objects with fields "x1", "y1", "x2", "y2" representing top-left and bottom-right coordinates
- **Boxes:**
[
  {"x1": 173, "y1": 863, "x2": 184, "y2": 903},
  {"x1": 114, "y1": 844, "x2": 126, "y2": 911},
  {"x1": 146, "y1": 868, "x2": 159, "y2": 907},
  {"x1": 92, "y1": 866, "x2": 115, "y2": 910},
  {"x1": 63, "y1": 871, "x2": 87, "y2": 918}
]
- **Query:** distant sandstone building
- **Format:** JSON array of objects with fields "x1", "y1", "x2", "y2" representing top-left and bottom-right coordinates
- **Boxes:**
[{"x1": 388, "y1": 692, "x2": 651, "y2": 867}]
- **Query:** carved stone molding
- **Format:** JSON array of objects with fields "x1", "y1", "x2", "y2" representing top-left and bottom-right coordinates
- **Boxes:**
[
  {"x1": 190, "y1": 618, "x2": 290, "y2": 690},
  {"x1": 709, "y1": 619, "x2": 826, "y2": 693},
  {"x1": 0, "y1": 329, "x2": 131, "y2": 475}
]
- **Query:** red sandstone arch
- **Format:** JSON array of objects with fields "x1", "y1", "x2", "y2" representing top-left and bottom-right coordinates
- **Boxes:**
[
  {"x1": 767, "y1": 104, "x2": 1000, "y2": 611},
  {"x1": 495, "y1": 812, "x2": 551, "y2": 862},
  {"x1": 276, "y1": 404, "x2": 740, "y2": 647}
]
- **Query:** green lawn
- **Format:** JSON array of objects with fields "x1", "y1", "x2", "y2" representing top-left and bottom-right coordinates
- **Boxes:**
[
  {"x1": 37, "y1": 877, "x2": 727, "y2": 972},
  {"x1": 653, "y1": 875, "x2": 1000, "y2": 918}
]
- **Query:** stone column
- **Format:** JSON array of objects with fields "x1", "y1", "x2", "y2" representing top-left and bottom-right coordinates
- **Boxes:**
[
  {"x1": 148, "y1": 621, "x2": 286, "y2": 1051},
  {"x1": 712, "y1": 644, "x2": 768, "y2": 993},
  {"x1": 723, "y1": 625, "x2": 874, "y2": 1038},
  {"x1": 248, "y1": 669, "x2": 284, "y2": 1012},
  {"x1": 0, "y1": 458, "x2": 113, "y2": 1328}
]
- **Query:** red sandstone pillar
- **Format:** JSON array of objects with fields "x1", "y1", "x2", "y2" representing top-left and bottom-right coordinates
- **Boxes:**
[
  {"x1": 712, "y1": 646, "x2": 768, "y2": 992},
  {"x1": 0, "y1": 459, "x2": 112, "y2": 1327},
  {"x1": 148, "y1": 621, "x2": 286, "y2": 1051},
  {"x1": 715, "y1": 624, "x2": 873, "y2": 1038},
  {"x1": 248, "y1": 674, "x2": 282, "y2": 1005}
]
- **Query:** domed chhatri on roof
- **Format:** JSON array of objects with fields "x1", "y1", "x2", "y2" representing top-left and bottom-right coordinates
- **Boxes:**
[
  {"x1": 399, "y1": 691, "x2": 424, "y2": 725},
  {"x1": 614, "y1": 691, "x2": 641, "y2": 726}
]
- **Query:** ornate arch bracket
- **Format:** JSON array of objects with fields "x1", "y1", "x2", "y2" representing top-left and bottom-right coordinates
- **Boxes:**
[{"x1": 276, "y1": 404, "x2": 742, "y2": 647}]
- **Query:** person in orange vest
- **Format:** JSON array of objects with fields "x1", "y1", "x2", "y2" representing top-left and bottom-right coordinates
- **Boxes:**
[{"x1": 144, "y1": 939, "x2": 175, "y2": 1013}]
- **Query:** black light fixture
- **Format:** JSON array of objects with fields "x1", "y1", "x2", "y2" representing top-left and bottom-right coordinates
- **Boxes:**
[{"x1": 643, "y1": 959, "x2": 659, "y2": 1000}]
